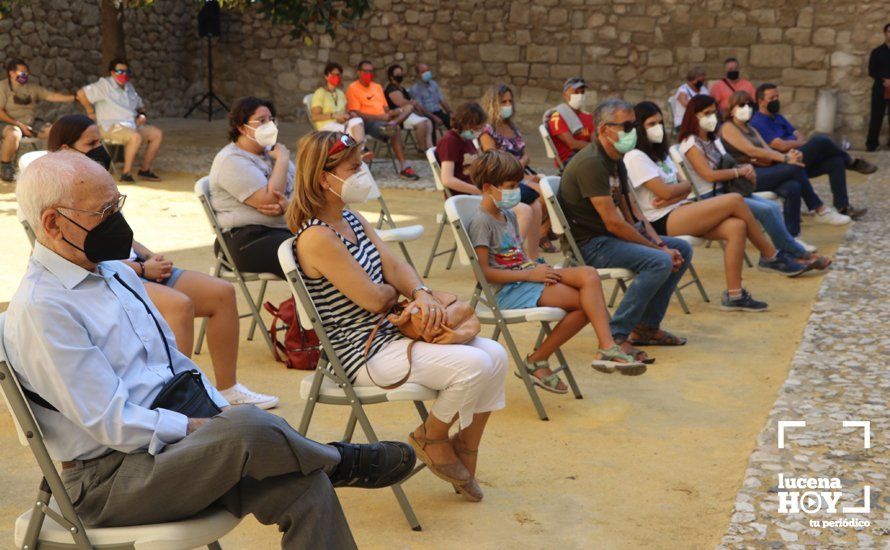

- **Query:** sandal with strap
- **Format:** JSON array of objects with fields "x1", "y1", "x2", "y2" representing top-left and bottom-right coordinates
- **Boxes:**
[
  {"x1": 613, "y1": 335, "x2": 656, "y2": 364},
  {"x1": 591, "y1": 345, "x2": 647, "y2": 376},
  {"x1": 408, "y1": 424, "x2": 470, "y2": 485},
  {"x1": 513, "y1": 356, "x2": 568, "y2": 394},
  {"x1": 450, "y1": 434, "x2": 483, "y2": 502},
  {"x1": 628, "y1": 325, "x2": 687, "y2": 347}
]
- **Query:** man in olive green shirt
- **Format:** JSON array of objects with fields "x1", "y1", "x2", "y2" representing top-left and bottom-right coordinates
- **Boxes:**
[
  {"x1": 558, "y1": 98, "x2": 691, "y2": 363},
  {"x1": 0, "y1": 58, "x2": 76, "y2": 180}
]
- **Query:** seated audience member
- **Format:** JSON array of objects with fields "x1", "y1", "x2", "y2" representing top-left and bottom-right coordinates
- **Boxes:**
[
  {"x1": 310, "y1": 62, "x2": 365, "y2": 142},
  {"x1": 346, "y1": 60, "x2": 419, "y2": 181},
  {"x1": 718, "y1": 91, "x2": 851, "y2": 243},
  {"x1": 209, "y1": 96, "x2": 295, "y2": 278},
  {"x1": 7, "y1": 151, "x2": 415, "y2": 548},
  {"x1": 709, "y1": 57, "x2": 756, "y2": 115},
  {"x1": 0, "y1": 58, "x2": 75, "y2": 181},
  {"x1": 671, "y1": 67, "x2": 709, "y2": 131},
  {"x1": 47, "y1": 114, "x2": 278, "y2": 408},
  {"x1": 750, "y1": 83, "x2": 875, "y2": 219},
  {"x1": 385, "y1": 63, "x2": 434, "y2": 151},
  {"x1": 76, "y1": 58, "x2": 163, "y2": 183},
  {"x1": 679, "y1": 95, "x2": 832, "y2": 264},
  {"x1": 625, "y1": 102, "x2": 812, "y2": 310},
  {"x1": 289, "y1": 131, "x2": 507, "y2": 502},
  {"x1": 438, "y1": 102, "x2": 541, "y2": 259},
  {"x1": 467, "y1": 150, "x2": 645, "y2": 383},
  {"x1": 545, "y1": 77, "x2": 595, "y2": 167},
  {"x1": 558, "y1": 98, "x2": 690, "y2": 363},
  {"x1": 409, "y1": 62, "x2": 452, "y2": 130}
]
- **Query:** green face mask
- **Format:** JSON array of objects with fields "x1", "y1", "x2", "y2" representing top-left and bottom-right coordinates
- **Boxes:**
[{"x1": 613, "y1": 127, "x2": 637, "y2": 154}]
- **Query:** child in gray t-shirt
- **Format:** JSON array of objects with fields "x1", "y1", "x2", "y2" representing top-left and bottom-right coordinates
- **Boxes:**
[{"x1": 465, "y1": 150, "x2": 646, "y2": 390}]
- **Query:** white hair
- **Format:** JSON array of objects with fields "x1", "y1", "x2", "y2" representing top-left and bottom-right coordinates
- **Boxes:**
[{"x1": 16, "y1": 151, "x2": 104, "y2": 242}]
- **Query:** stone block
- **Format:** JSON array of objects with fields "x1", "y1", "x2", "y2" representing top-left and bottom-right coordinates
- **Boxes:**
[
  {"x1": 481, "y1": 44, "x2": 520, "y2": 63},
  {"x1": 793, "y1": 47, "x2": 826, "y2": 68},
  {"x1": 277, "y1": 72, "x2": 300, "y2": 91},
  {"x1": 748, "y1": 9, "x2": 776, "y2": 25},
  {"x1": 527, "y1": 45, "x2": 558, "y2": 64},
  {"x1": 617, "y1": 16, "x2": 655, "y2": 33},
  {"x1": 781, "y1": 68, "x2": 828, "y2": 87},
  {"x1": 509, "y1": 3, "x2": 529, "y2": 25},
  {"x1": 558, "y1": 48, "x2": 583, "y2": 65},
  {"x1": 811, "y1": 28, "x2": 836, "y2": 46},
  {"x1": 369, "y1": 27, "x2": 388, "y2": 41},
  {"x1": 750, "y1": 44, "x2": 791, "y2": 68},
  {"x1": 548, "y1": 8, "x2": 568, "y2": 26},
  {"x1": 830, "y1": 51, "x2": 859, "y2": 67},
  {"x1": 507, "y1": 63, "x2": 530, "y2": 77},
  {"x1": 797, "y1": 7, "x2": 814, "y2": 28},
  {"x1": 647, "y1": 49, "x2": 673, "y2": 67},
  {"x1": 785, "y1": 28, "x2": 811, "y2": 46},
  {"x1": 699, "y1": 28, "x2": 728, "y2": 48},
  {"x1": 515, "y1": 30, "x2": 531, "y2": 45},
  {"x1": 758, "y1": 28, "x2": 782, "y2": 43}
]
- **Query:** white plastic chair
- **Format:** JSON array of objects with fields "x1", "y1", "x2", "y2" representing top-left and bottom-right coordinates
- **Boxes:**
[
  {"x1": 18, "y1": 209, "x2": 36, "y2": 247},
  {"x1": 360, "y1": 167, "x2": 424, "y2": 268},
  {"x1": 277, "y1": 239, "x2": 433, "y2": 531},
  {"x1": 17, "y1": 149, "x2": 47, "y2": 172},
  {"x1": 420, "y1": 146, "x2": 458, "y2": 277},
  {"x1": 0, "y1": 313, "x2": 241, "y2": 550},
  {"x1": 444, "y1": 195, "x2": 582, "y2": 421},
  {"x1": 539, "y1": 124, "x2": 565, "y2": 173}
]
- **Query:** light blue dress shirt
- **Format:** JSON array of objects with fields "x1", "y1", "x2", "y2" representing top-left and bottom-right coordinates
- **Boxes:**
[
  {"x1": 2, "y1": 243, "x2": 228, "y2": 461},
  {"x1": 409, "y1": 80, "x2": 445, "y2": 113}
]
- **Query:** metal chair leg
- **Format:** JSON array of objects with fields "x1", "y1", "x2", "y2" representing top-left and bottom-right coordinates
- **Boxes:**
[
  {"x1": 498, "y1": 319, "x2": 549, "y2": 421},
  {"x1": 234, "y1": 276, "x2": 275, "y2": 353},
  {"x1": 397, "y1": 241, "x2": 416, "y2": 269},
  {"x1": 342, "y1": 411, "x2": 358, "y2": 442},
  {"x1": 297, "y1": 368, "x2": 326, "y2": 434},
  {"x1": 195, "y1": 258, "x2": 224, "y2": 355},
  {"x1": 207, "y1": 542, "x2": 223, "y2": 550},
  {"x1": 422, "y1": 217, "x2": 448, "y2": 278},
  {"x1": 247, "y1": 280, "x2": 269, "y2": 341},
  {"x1": 674, "y1": 287, "x2": 691, "y2": 314},
  {"x1": 743, "y1": 250, "x2": 753, "y2": 268},
  {"x1": 608, "y1": 280, "x2": 623, "y2": 308},
  {"x1": 543, "y1": 323, "x2": 582, "y2": 399},
  {"x1": 687, "y1": 262, "x2": 710, "y2": 302}
]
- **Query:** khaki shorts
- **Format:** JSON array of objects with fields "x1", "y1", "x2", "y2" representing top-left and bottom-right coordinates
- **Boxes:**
[{"x1": 100, "y1": 124, "x2": 157, "y2": 145}]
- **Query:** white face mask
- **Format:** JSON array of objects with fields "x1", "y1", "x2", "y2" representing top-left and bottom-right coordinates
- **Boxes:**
[
  {"x1": 568, "y1": 92, "x2": 586, "y2": 110},
  {"x1": 247, "y1": 121, "x2": 278, "y2": 148},
  {"x1": 733, "y1": 105, "x2": 753, "y2": 123},
  {"x1": 646, "y1": 123, "x2": 665, "y2": 144},
  {"x1": 699, "y1": 113, "x2": 719, "y2": 132},
  {"x1": 327, "y1": 167, "x2": 374, "y2": 205}
]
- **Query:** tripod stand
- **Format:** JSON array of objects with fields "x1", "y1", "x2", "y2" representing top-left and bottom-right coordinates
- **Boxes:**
[{"x1": 184, "y1": 35, "x2": 228, "y2": 121}]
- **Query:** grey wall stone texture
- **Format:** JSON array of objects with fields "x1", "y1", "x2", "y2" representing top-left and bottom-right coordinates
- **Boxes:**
[{"x1": 2, "y1": 0, "x2": 888, "y2": 144}]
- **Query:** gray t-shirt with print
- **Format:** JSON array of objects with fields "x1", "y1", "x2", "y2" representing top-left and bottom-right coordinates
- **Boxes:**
[{"x1": 467, "y1": 207, "x2": 534, "y2": 292}]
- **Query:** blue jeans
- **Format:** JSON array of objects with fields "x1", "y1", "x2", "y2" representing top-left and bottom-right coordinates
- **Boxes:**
[
  {"x1": 580, "y1": 235, "x2": 692, "y2": 338},
  {"x1": 753, "y1": 164, "x2": 823, "y2": 236},
  {"x1": 799, "y1": 134, "x2": 850, "y2": 210},
  {"x1": 701, "y1": 192, "x2": 807, "y2": 258}
]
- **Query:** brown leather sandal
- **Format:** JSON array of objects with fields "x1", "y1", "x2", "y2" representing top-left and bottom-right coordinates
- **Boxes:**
[
  {"x1": 408, "y1": 424, "x2": 470, "y2": 485},
  {"x1": 450, "y1": 434, "x2": 483, "y2": 502}
]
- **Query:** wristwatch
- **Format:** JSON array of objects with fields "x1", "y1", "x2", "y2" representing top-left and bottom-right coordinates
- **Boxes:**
[{"x1": 411, "y1": 284, "x2": 432, "y2": 299}]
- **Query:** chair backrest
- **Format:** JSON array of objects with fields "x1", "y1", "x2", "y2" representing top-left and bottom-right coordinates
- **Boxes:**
[
  {"x1": 425, "y1": 146, "x2": 448, "y2": 194},
  {"x1": 443, "y1": 195, "x2": 482, "y2": 267},
  {"x1": 18, "y1": 150, "x2": 47, "y2": 172},
  {"x1": 18, "y1": 209, "x2": 36, "y2": 247},
  {"x1": 359, "y1": 162, "x2": 382, "y2": 202},
  {"x1": 668, "y1": 144, "x2": 702, "y2": 200},
  {"x1": 302, "y1": 93, "x2": 315, "y2": 127},
  {"x1": 472, "y1": 137, "x2": 481, "y2": 151},
  {"x1": 539, "y1": 177, "x2": 584, "y2": 266},
  {"x1": 0, "y1": 313, "x2": 39, "y2": 446},
  {"x1": 195, "y1": 176, "x2": 241, "y2": 271},
  {"x1": 538, "y1": 123, "x2": 565, "y2": 171}
]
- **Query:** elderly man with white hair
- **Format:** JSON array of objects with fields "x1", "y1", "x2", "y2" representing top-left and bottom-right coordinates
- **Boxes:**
[{"x1": 3, "y1": 151, "x2": 416, "y2": 548}]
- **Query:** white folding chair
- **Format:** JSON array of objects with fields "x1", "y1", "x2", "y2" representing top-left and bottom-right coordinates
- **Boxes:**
[
  {"x1": 539, "y1": 177, "x2": 636, "y2": 308},
  {"x1": 359, "y1": 167, "x2": 424, "y2": 268},
  {"x1": 538, "y1": 124, "x2": 565, "y2": 173},
  {"x1": 18, "y1": 209, "x2": 36, "y2": 247},
  {"x1": 17, "y1": 149, "x2": 47, "y2": 172},
  {"x1": 0, "y1": 313, "x2": 241, "y2": 550},
  {"x1": 420, "y1": 146, "x2": 458, "y2": 277},
  {"x1": 194, "y1": 177, "x2": 278, "y2": 355},
  {"x1": 444, "y1": 195, "x2": 582, "y2": 421},
  {"x1": 301, "y1": 93, "x2": 315, "y2": 126},
  {"x1": 276, "y1": 239, "x2": 433, "y2": 531}
]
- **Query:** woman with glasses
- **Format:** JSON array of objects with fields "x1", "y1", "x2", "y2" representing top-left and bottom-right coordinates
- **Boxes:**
[
  {"x1": 46, "y1": 114, "x2": 279, "y2": 409},
  {"x1": 289, "y1": 131, "x2": 507, "y2": 502},
  {"x1": 209, "y1": 96, "x2": 295, "y2": 278}
]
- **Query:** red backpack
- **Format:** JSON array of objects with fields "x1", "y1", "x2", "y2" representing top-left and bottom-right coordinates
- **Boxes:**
[{"x1": 263, "y1": 298, "x2": 320, "y2": 370}]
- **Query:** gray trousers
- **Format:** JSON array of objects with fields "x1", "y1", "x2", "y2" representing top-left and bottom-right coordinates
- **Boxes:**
[{"x1": 60, "y1": 406, "x2": 356, "y2": 550}]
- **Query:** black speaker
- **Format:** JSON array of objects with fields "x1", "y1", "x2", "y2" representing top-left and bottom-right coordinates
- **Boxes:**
[{"x1": 198, "y1": 0, "x2": 221, "y2": 38}]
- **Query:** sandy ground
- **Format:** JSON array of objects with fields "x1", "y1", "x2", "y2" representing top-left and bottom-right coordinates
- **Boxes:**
[{"x1": 0, "y1": 119, "x2": 868, "y2": 549}]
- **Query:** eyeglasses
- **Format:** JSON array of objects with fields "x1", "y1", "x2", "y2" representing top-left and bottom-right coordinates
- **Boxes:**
[
  {"x1": 246, "y1": 116, "x2": 276, "y2": 126},
  {"x1": 604, "y1": 121, "x2": 636, "y2": 133},
  {"x1": 327, "y1": 133, "x2": 357, "y2": 157},
  {"x1": 112, "y1": 68, "x2": 132, "y2": 76},
  {"x1": 56, "y1": 195, "x2": 127, "y2": 219}
]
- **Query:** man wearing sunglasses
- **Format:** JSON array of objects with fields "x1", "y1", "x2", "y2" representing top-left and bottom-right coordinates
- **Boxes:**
[
  {"x1": 0, "y1": 57, "x2": 76, "y2": 181},
  {"x1": 76, "y1": 58, "x2": 164, "y2": 183}
]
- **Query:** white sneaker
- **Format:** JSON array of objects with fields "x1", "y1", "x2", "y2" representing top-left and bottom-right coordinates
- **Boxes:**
[
  {"x1": 814, "y1": 208, "x2": 851, "y2": 226},
  {"x1": 219, "y1": 383, "x2": 280, "y2": 410},
  {"x1": 794, "y1": 238, "x2": 817, "y2": 253}
]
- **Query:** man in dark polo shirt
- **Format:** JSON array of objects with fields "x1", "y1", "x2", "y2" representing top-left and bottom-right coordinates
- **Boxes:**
[{"x1": 558, "y1": 98, "x2": 691, "y2": 363}]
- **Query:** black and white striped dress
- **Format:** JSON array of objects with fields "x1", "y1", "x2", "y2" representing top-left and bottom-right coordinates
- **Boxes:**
[{"x1": 295, "y1": 210, "x2": 404, "y2": 382}]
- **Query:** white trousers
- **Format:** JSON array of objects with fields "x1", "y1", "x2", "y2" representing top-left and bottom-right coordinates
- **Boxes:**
[
  {"x1": 355, "y1": 337, "x2": 508, "y2": 430},
  {"x1": 318, "y1": 118, "x2": 363, "y2": 133},
  {"x1": 402, "y1": 113, "x2": 430, "y2": 130}
]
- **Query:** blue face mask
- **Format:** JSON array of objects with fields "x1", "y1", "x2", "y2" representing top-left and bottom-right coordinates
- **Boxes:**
[
  {"x1": 499, "y1": 105, "x2": 513, "y2": 119},
  {"x1": 494, "y1": 187, "x2": 522, "y2": 211},
  {"x1": 421, "y1": 70, "x2": 433, "y2": 82},
  {"x1": 460, "y1": 129, "x2": 478, "y2": 141}
]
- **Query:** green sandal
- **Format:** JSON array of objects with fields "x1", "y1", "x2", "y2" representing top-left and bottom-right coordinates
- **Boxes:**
[
  {"x1": 591, "y1": 345, "x2": 647, "y2": 376},
  {"x1": 514, "y1": 356, "x2": 568, "y2": 394}
]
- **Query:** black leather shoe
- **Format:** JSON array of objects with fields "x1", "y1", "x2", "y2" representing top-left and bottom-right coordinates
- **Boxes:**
[
  {"x1": 837, "y1": 205, "x2": 867, "y2": 219},
  {"x1": 848, "y1": 158, "x2": 877, "y2": 175},
  {"x1": 328, "y1": 441, "x2": 416, "y2": 489}
]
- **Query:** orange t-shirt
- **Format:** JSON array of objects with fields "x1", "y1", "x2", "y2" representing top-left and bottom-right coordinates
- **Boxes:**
[
  {"x1": 346, "y1": 81, "x2": 388, "y2": 116},
  {"x1": 710, "y1": 78, "x2": 756, "y2": 113}
]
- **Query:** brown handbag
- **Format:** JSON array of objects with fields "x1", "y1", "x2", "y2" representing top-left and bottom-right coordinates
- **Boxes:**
[{"x1": 363, "y1": 290, "x2": 481, "y2": 389}]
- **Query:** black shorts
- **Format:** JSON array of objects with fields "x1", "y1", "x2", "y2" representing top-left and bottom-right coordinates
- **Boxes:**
[
  {"x1": 519, "y1": 182, "x2": 539, "y2": 205},
  {"x1": 650, "y1": 211, "x2": 673, "y2": 235}
]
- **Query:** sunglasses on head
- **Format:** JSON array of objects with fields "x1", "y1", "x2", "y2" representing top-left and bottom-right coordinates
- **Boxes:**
[
  {"x1": 604, "y1": 120, "x2": 635, "y2": 133},
  {"x1": 327, "y1": 133, "x2": 357, "y2": 157}
]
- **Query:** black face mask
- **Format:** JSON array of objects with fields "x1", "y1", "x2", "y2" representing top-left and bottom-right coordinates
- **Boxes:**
[
  {"x1": 85, "y1": 145, "x2": 112, "y2": 171},
  {"x1": 394, "y1": 74, "x2": 404, "y2": 83},
  {"x1": 693, "y1": 80, "x2": 704, "y2": 90},
  {"x1": 766, "y1": 99, "x2": 781, "y2": 114},
  {"x1": 58, "y1": 210, "x2": 134, "y2": 263},
  {"x1": 726, "y1": 70, "x2": 740, "y2": 80}
]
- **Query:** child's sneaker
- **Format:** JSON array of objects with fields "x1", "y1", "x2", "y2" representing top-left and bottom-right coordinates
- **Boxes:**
[{"x1": 720, "y1": 289, "x2": 768, "y2": 312}]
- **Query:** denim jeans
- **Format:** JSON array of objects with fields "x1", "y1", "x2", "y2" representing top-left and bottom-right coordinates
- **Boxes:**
[
  {"x1": 701, "y1": 191, "x2": 807, "y2": 257},
  {"x1": 580, "y1": 235, "x2": 692, "y2": 338},
  {"x1": 799, "y1": 134, "x2": 850, "y2": 210},
  {"x1": 753, "y1": 164, "x2": 823, "y2": 236}
]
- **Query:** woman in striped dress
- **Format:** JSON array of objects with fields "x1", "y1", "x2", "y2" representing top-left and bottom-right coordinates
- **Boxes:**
[{"x1": 287, "y1": 131, "x2": 507, "y2": 502}]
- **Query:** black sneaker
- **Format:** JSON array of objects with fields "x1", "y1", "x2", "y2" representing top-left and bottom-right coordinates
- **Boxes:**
[
  {"x1": 399, "y1": 166, "x2": 420, "y2": 181},
  {"x1": 837, "y1": 205, "x2": 867, "y2": 220},
  {"x1": 0, "y1": 162, "x2": 14, "y2": 182},
  {"x1": 720, "y1": 289, "x2": 768, "y2": 312},
  {"x1": 328, "y1": 441, "x2": 416, "y2": 489},
  {"x1": 757, "y1": 251, "x2": 813, "y2": 278},
  {"x1": 120, "y1": 172, "x2": 135, "y2": 183},
  {"x1": 138, "y1": 169, "x2": 162, "y2": 182},
  {"x1": 848, "y1": 158, "x2": 877, "y2": 174}
]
